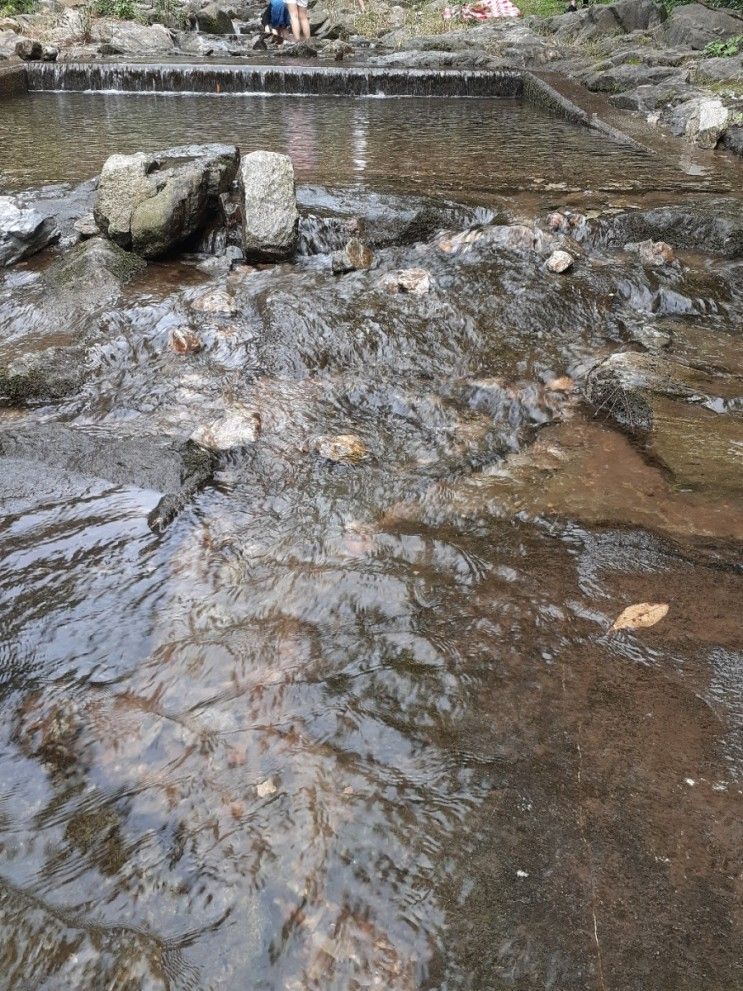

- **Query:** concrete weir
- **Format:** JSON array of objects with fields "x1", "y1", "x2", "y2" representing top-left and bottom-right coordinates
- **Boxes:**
[{"x1": 24, "y1": 61, "x2": 525, "y2": 98}]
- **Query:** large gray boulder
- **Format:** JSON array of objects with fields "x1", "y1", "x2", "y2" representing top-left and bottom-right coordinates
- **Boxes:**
[
  {"x1": 195, "y1": 3, "x2": 234, "y2": 34},
  {"x1": 0, "y1": 195, "x2": 59, "y2": 266},
  {"x1": 660, "y1": 3, "x2": 743, "y2": 50},
  {"x1": 583, "y1": 64, "x2": 687, "y2": 93},
  {"x1": 609, "y1": 80, "x2": 695, "y2": 112},
  {"x1": 89, "y1": 18, "x2": 174, "y2": 52},
  {"x1": 94, "y1": 144, "x2": 239, "y2": 258},
  {"x1": 544, "y1": 0, "x2": 665, "y2": 43},
  {"x1": 682, "y1": 98, "x2": 730, "y2": 150},
  {"x1": 239, "y1": 150, "x2": 299, "y2": 260}
]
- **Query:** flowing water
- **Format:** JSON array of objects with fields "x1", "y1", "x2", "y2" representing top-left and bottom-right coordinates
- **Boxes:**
[{"x1": 1, "y1": 88, "x2": 742, "y2": 990}]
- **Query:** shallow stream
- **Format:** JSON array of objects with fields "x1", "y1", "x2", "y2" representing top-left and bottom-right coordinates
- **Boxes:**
[{"x1": 0, "y1": 88, "x2": 742, "y2": 990}]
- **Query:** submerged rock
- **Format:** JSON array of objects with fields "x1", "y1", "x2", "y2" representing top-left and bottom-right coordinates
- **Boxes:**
[
  {"x1": 425, "y1": 417, "x2": 743, "y2": 541},
  {"x1": 190, "y1": 406, "x2": 261, "y2": 451},
  {"x1": 0, "y1": 239, "x2": 145, "y2": 402},
  {"x1": 169, "y1": 326, "x2": 203, "y2": 355},
  {"x1": 240, "y1": 150, "x2": 299, "y2": 261},
  {"x1": 597, "y1": 199, "x2": 743, "y2": 258},
  {"x1": 0, "y1": 195, "x2": 58, "y2": 266},
  {"x1": 0, "y1": 344, "x2": 89, "y2": 404},
  {"x1": 46, "y1": 235, "x2": 146, "y2": 299},
  {"x1": 312, "y1": 433, "x2": 368, "y2": 464},
  {"x1": 625, "y1": 239, "x2": 676, "y2": 266},
  {"x1": 299, "y1": 214, "x2": 362, "y2": 255},
  {"x1": 95, "y1": 144, "x2": 239, "y2": 258},
  {"x1": 331, "y1": 237, "x2": 374, "y2": 274},
  {"x1": 14, "y1": 692, "x2": 85, "y2": 772},
  {"x1": 378, "y1": 268, "x2": 432, "y2": 295},
  {"x1": 583, "y1": 351, "x2": 743, "y2": 495},
  {"x1": 0, "y1": 423, "x2": 217, "y2": 530}
]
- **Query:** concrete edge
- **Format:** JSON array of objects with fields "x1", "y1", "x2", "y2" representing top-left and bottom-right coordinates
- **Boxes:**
[
  {"x1": 523, "y1": 72, "x2": 648, "y2": 152},
  {"x1": 0, "y1": 62, "x2": 28, "y2": 98}
]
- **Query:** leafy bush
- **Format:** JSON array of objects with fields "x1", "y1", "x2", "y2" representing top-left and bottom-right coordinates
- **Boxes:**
[
  {"x1": 662, "y1": 0, "x2": 743, "y2": 10},
  {"x1": 92, "y1": 0, "x2": 137, "y2": 19},
  {"x1": 0, "y1": 0, "x2": 37, "y2": 15},
  {"x1": 703, "y1": 34, "x2": 743, "y2": 56},
  {"x1": 153, "y1": 0, "x2": 188, "y2": 28}
]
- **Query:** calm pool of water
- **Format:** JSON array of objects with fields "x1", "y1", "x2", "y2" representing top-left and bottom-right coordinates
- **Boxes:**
[{"x1": 0, "y1": 90, "x2": 703, "y2": 195}]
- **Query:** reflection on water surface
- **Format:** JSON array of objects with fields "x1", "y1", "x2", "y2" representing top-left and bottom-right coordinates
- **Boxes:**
[{"x1": 0, "y1": 91, "x2": 710, "y2": 195}]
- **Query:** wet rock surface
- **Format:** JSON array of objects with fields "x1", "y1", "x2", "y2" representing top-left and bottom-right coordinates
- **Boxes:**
[
  {"x1": 95, "y1": 144, "x2": 239, "y2": 258},
  {"x1": 0, "y1": 422, "x2": 217, "y2": 529},
  {"x1": 595, "y1": 198, "x2": 743, "y2": 258},
  {"x1": 0, "y1": 237, "x2": 145, "y2": 400},
  {"x1": 239, "y1": 149, "x2": 299, "y2": 260},
  {"x1": 0, "y1": 195, "x2": 58, "y2": 266},
  {"x1": 0, "y1": 167, "x2": 741, "y2": 988}
]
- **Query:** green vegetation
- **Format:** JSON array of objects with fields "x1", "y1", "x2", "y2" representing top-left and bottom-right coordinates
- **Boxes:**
[
  {"x1": 92, "y1": 0, "x2": 137, "y2": 18},
  {"x1": 703, "y1": 34, "x2": 743, "y2": 56},
  {"x1": 153, "y1": 0, "x2": 187, "y2": 26},
  {"x1": 0, "y1": 0, "x2": 37, "y2": 16},
  {"x1": 663, "y1": 0, "x2": 742, "y2": 9}
]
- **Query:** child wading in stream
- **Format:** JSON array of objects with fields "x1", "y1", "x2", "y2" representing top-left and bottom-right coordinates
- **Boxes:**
[{"x1": 262, "y1": 0, "x2": 291, "y2": 41}]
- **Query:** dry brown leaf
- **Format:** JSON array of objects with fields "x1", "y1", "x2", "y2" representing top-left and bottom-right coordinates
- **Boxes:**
[
  {"x1": 547, "y1": 376, "x2": 576, "y2": 393},
  {"x1": 611, "y1": 602, "x2": 669, "y2": 631}
]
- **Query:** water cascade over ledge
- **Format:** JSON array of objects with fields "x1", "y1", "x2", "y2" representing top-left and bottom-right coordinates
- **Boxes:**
[{"x1": 25, "y1": 62, "x2": 525, "y2": 98}]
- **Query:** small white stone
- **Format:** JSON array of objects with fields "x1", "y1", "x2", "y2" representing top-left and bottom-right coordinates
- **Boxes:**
[
  {"x1": 546, "y1": 250, "x2": 574, "y2": 274},
  {"x1": 190, "y1": 406, "x2": 260, "y2": 451},
  {"x1": 256, "y1": 777, "x2": 277, "y2": 798},
  {"x1": 516, "y1": 869, "x2": 529, "y2": 878}
]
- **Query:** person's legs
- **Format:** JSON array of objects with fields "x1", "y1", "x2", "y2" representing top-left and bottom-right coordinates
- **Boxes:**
[
  {"x1": 295, "y1": 0, "x2": 311, "y2": 39},
  {"x1": 285, "y1": 1, "x2": 301, "y2": 40}
]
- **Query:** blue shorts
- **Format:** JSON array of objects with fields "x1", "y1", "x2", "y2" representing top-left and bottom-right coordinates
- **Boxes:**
[{"x1": 270, "y1": 0, "x2": 290, "y2": 28}]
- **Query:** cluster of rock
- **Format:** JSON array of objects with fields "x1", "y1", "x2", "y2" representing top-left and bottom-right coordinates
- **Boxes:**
[
  {"x1": 369, "y1": 0, "x2": 743, "y2": 156},
  {"x1": 0, "y1": 0, "x2": 352, "y2": 65},
  {"x1": 93, "y1": 143, "x2": 298, "y2": 261}
]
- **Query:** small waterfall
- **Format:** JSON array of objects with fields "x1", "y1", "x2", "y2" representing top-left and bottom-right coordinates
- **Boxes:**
[{"x1": 25, "y1": 62, "x2": 524, "y2": 99}]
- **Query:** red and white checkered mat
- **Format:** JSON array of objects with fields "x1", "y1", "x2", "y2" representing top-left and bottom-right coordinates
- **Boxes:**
[{"x1": 443, "y1": 0, "x2": 521, "y2": 20}]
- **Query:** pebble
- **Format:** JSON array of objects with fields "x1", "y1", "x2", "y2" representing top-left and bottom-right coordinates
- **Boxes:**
[
  {"x1": 546, "y1": 250, "x2": 574, "y2": 274},
  {"x1": 378, "y1": 268, "x2": 432, "y2": 295},
  {"x1": 312, "y1": 433, "x2": 368, "y2": 464},
  {"x1": 169, "y1": 327, "x2": 203, "y2": 355}
]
